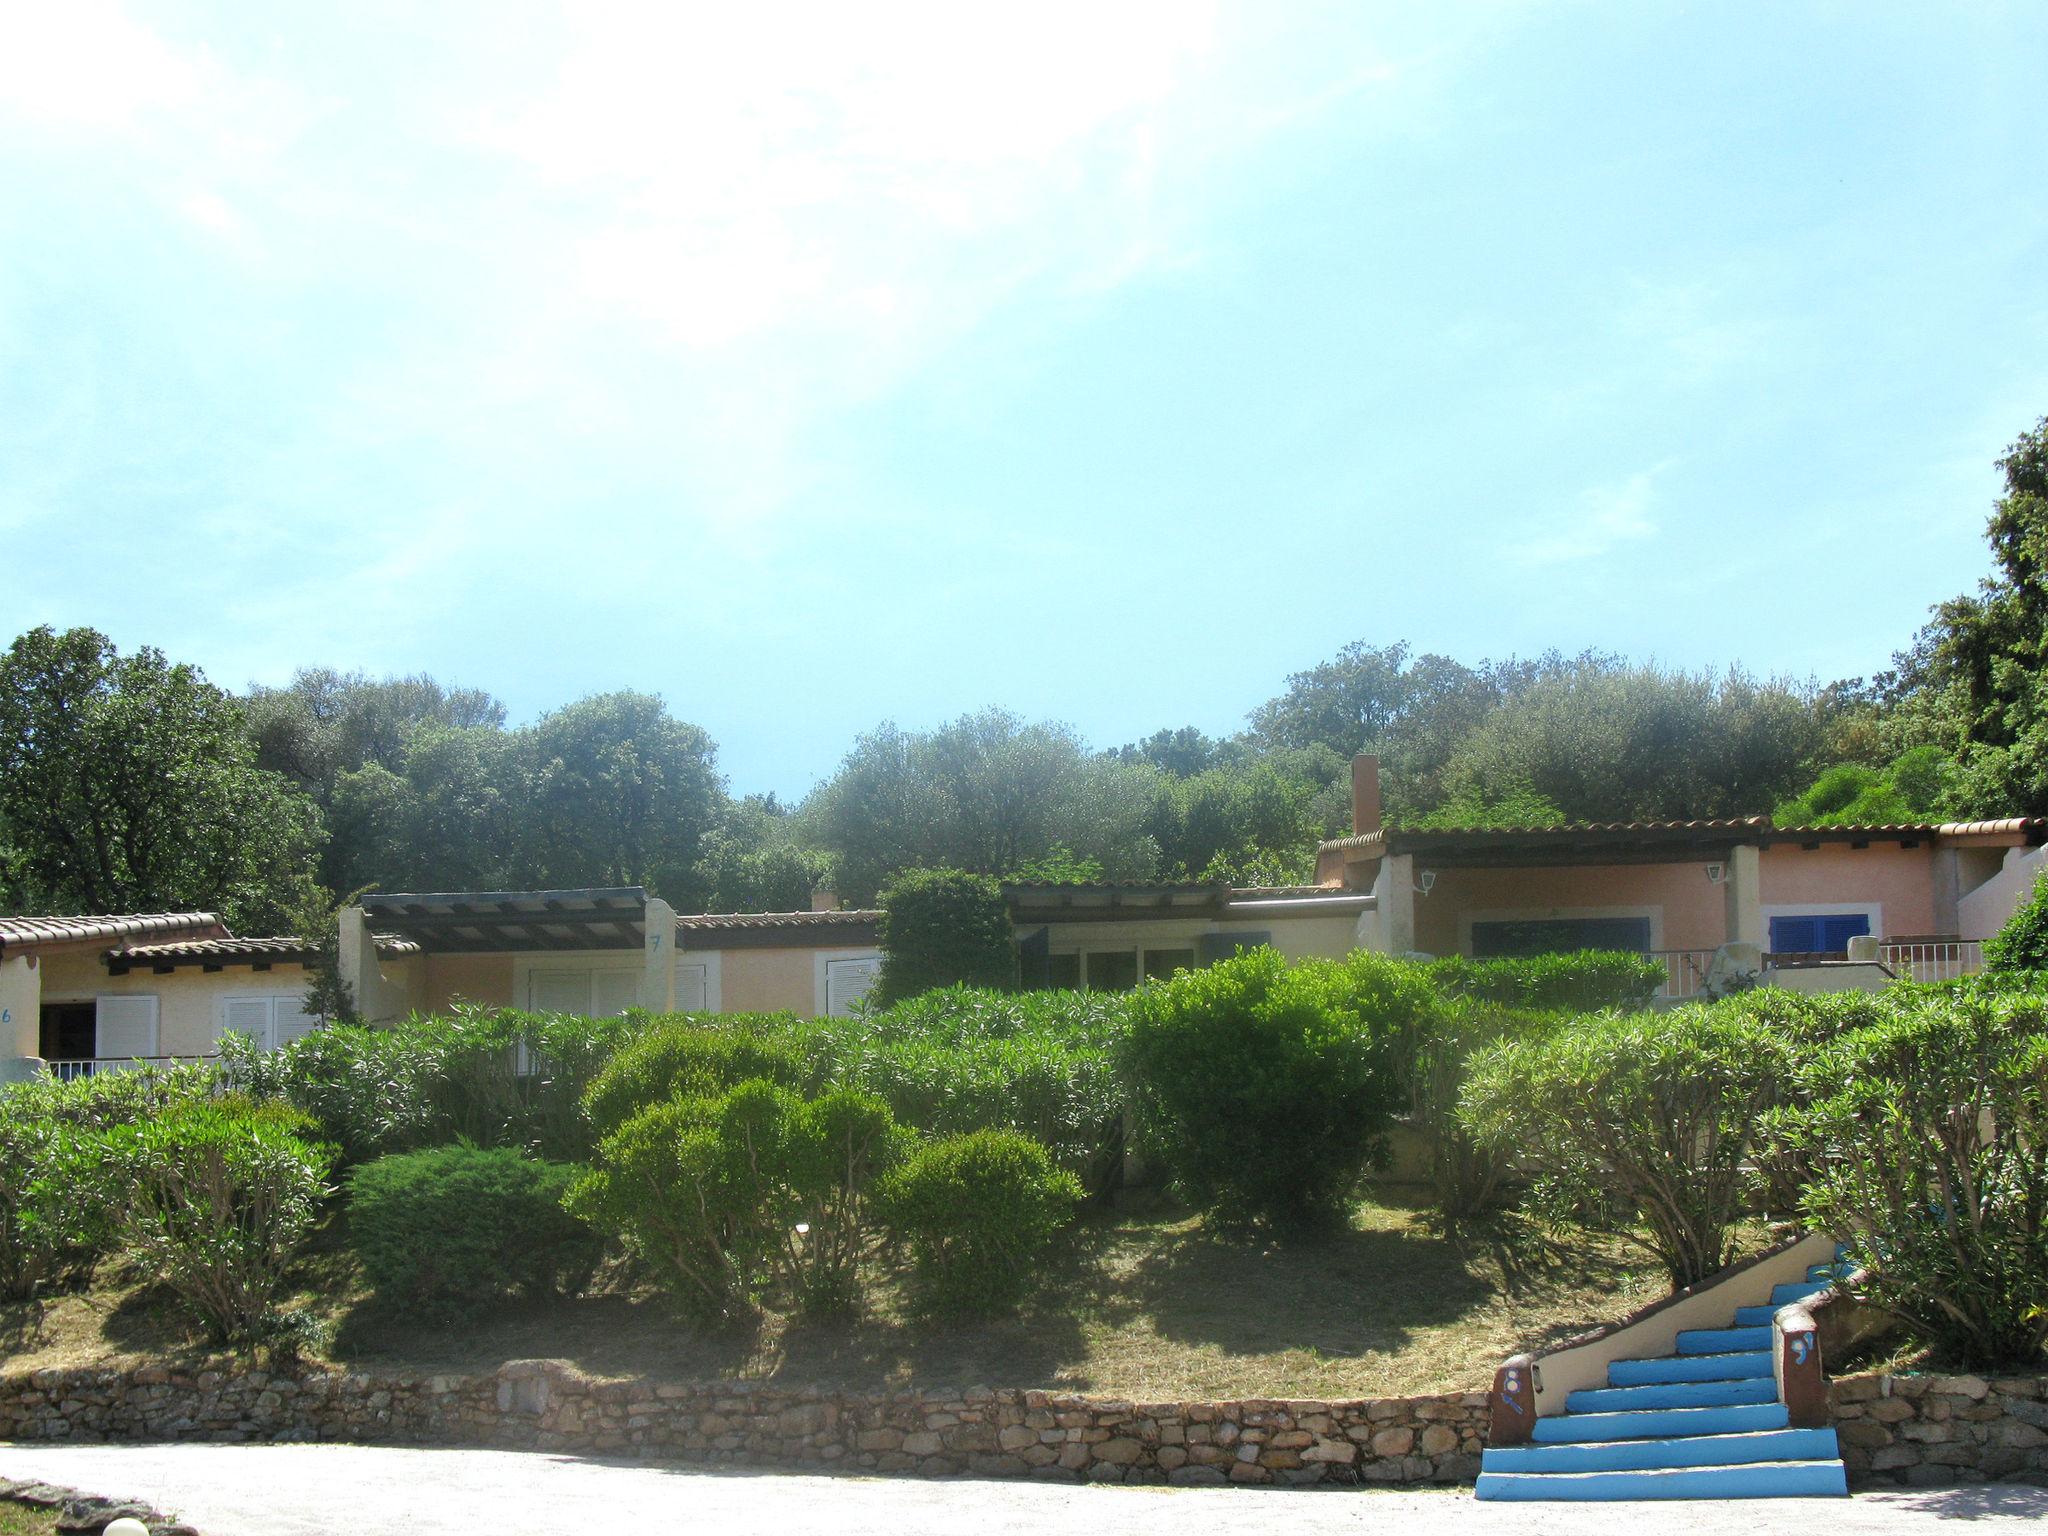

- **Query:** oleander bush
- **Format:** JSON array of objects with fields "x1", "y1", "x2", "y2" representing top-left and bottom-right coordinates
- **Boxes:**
[
  {"x1": 1985, "y1": 870, "x2": 2048, "y2": 973},
  {"x1": 795, "y1": 986, "x2": 1128, "y2": 1194},
  {"x1": 1422, "y1": 950, "x2": 1665, "y2": 1013},
  {"x1": 1120, "y1": 948, "x2": 1410, "y2": 1232},
  {"x1": 1409, "y1": 1003, "x2": 1556, "y2": 1219},
  {"x1": 1757, "y1": 988, "x2": 2048, "y2": 1366},
  {"x1": 0, "y1": 1067, "x2": 215, "y2": 1300},
  {"x1": 874, "y1": 1129, "x2": 1082, "y2": 1317},
  {"x1": 348, "y1": 1143, "x2": 601, "y2": 1320},
  {"x1": 1460, "y1": 1006, "x2": 1793, "y2": 1287},
  {"x1": 88, "y1": 1098, "x2": 333, "y2": 1343}
]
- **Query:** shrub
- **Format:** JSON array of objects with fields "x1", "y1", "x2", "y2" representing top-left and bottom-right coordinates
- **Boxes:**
[
  {"x1": 217, "y1": 1024, "x2": 433, "y2": 1167},
  {"x1": 1120, "y1": 948, "x2": 1408, "y2": 1231},
  {"x1": 0, "y1": 1067, "x2": 215, "y2": 1300},
  {"x1": 1460, "y1": 1005, "x2": 1792, "y2": 1287},
  {"x1": 1760, "y1": 989, "x2": 2048, "y2": 1365},
  {"x1": 580, "y1": 1015, "x2": 810, "y2": 1141},
  {"x1": 565, "y1": 1079, "x2": 909, "y2": 1321},
  {"x1": 875, "y1": 868, "x2": 1016, "y2": 1004},
  {"x1": 874, "y1": 1130, "x2": 1080, "y2": 1316},
  {"x1": 1423, "y1": 950, "x2": 1665, "y2": 1013},
  {"x1": 90, "y1": 1099, "x2": 333, "y2": 1343},
  {"x1": 1985, "y1": 871, "x2": 2048, "y2": 973},
  {"x1": 1410, "y1": 1004, "x2": 1555, "y2": 1218},
  {"x1": 348, "y1": 1144, "x2": 601, "y2": 1320},
  {"x1": 795, "y1": 986, "x2": 1128, "y2": 1194}
]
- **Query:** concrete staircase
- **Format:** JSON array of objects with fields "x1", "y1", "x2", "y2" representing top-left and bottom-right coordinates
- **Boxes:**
[{"x1": 1476, "y1": 1258, "x2": 1852, "y2": 1501}]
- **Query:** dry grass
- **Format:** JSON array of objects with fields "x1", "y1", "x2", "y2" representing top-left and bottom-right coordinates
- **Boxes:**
[{"x1": 0, "y1": 1188, "x2": 1668, "y2": 1401}]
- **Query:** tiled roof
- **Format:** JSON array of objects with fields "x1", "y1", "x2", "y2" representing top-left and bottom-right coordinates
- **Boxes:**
[
  {"x1": 1319, "y1": 814, "x2": 2048, "y2": 857},
  {"x1": 675, "y1": 909, "x2": 884, "y2": 931},
  {"x1": 1229, "y1": 885, "x2": 1348, "y2": 899},
  {"x1": 109, "y1": 933, "x2": 421, "y2": 969},
  {"x1": 0, "y1": 911, "x2": 228, "y2": 957}
]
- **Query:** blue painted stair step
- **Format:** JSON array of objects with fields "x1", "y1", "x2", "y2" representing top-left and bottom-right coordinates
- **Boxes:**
[
  {"x1": 1773, "y1": 1280, "x2": 1830, "y2": 1304},
  {"x1": 1531, "y1": 1401, "x2": 1790, "y2": 1443},
  {"x1": 1566, "y1": 1378, "x2": 1779, "y2": 1414},
  {"x1": 1476, "y1": 1460, "x2": 1849, "y2": 1501},
  {"x1": 1483, "y1": 1426, "x2": 1841, "y2": 1476},
  {"x1": 1607, "y1": 1350, "x2": 1774, "y2": 1386},
  {"x1": 1677, "y1": 1325, "x2": 1773, "y2": 1354}
]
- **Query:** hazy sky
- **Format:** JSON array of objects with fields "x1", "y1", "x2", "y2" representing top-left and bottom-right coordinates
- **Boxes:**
[{"x1": 4, "y1": 2, "x2": 2045, "y2": 798}]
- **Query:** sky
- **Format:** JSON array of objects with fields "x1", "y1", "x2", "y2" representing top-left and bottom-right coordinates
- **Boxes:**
[{"x1": 3, "y1": 2, "x2": 2045, "y2": 800}]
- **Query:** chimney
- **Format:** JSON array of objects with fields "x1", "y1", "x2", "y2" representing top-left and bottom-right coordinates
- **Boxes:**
[
  {"x1": 1351, "y1": 754, "x2": 1383, "y2": 838},
  {"x1": 810, "y1": 884, "x2": 839, "y2": 913}
]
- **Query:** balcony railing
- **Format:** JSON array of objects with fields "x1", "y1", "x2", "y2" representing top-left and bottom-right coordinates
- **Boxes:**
[
  {"x1": 1878, "y1": 939, "x2": 1985, "y2": 984},
  {"x1": 41, "y1": 1055, "x2": 216, "y2": 1083},
  {"x1": 1649, "y1": 949, "x2": 1718, "y2": 1000}
]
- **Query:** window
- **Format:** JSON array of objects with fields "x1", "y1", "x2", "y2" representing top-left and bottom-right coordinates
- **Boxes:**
[
  {"x1": 221, "y1": 994, "x2": 320, "y2": 1053},
  {"x1": 676, "y1": 961, "x2": 709, "y2": 1011},
  {"x1": 1084, "y1": 951, "x2": 1138, "y2": 992},
  {"x1": 1197, "y1": 931, "x2": 1272, "y2": 964},
  {"x1": 1143, "y1": 947, "x2": 1196, "y2": 982},
  {"x1": 93, "y1": 995, "x2": 159, "y2": 1066},
  {"x1": 825, "y1": 956, "x2": 882, "y2": 1017},
  {"x1": 1045, "y1": 953, "x2": 1081, "y2": 990},
  {"x1": 1470, "y1": 917, "x2": 1652, "y2": 957},
  {"x1": 1768, "y1": 913, "x2": 1871, "y2": 954},
  {"x1": 528, "y1": 968, "x2": 641, "y2": 1016}
]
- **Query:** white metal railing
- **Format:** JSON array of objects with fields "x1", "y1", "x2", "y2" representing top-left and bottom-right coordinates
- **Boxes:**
[
  {"x1": 1650, "y1": 949, "x2": 1717, "y2": 1000},
  {"x1": 1879, "y1": 939, "x2": 1985, "y2": 984},
  {"x1": 41, "y1": 1055, "x2": 215, "y2": 1083}
]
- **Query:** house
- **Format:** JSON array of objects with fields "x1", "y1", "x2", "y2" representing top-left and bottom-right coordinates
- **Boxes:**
[
  {"x1": 0, "y1": 911, "x2": 362, "y2": 1078},
  {"x1": 1315, "y1": 756, "x2": 2048, "y2": 996}
]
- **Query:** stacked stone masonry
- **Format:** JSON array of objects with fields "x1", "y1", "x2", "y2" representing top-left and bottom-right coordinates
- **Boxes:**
[
  {"x1": 0, "y1": 1360, "x2": 1489, "y2": 1487},
  {"x1": 1829, "y1": 1372, "x2": 2048, "y2": 1487}
]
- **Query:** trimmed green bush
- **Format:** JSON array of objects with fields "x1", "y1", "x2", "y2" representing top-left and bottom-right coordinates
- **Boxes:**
[
  {"x1": 1985, "y1": 871, "x2": 2048, "y2": 973},
  {"x1": 874, "y1": 1129, "x2": 1081, "y2": 1317},
  {"x1": 90, "y1": 1099, "x2": 333, "y2": 1343},
  {"x1": 1760, "y1": 988, "x2": 2048, "y2": 1365},
  {"x1": 1460, "y1": 1006, "x2": 1793, "y2": 1287},
  {"x1": 1120, "y1": 948, "x2": 1410, "y2": 1231},
  {"x1": 580, "y1": 1015, "x2": 810, "y2": 1141},
  {"x1": 565, "y1": 1079, "x2": 910, "y2": 1322},
  {"x1": 348, "y1": 1144, "x2": 600, "y2": 1319},
  {"x1": 1410, "y1": 1003, "x2": 1555, "y2": 1218},
  {"x1": 875, "y1": 868, "x2": 1016, "y2": 1003},
  {"x1": 1423, "y1": 950, "x2": 1664, "y2": 1013}
]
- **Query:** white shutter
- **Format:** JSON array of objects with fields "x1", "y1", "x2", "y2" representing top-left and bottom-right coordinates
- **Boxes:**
[
  {"x1": 222, "y1": 996, "x2": 273, "y2": 1048},
  {"x1": 592, "y1": 970, "x2": 641, "y2": 1017},
  {"x1": 676, "y1": 962, "x2": 709, "y2": 1012},
  {"x1": 95, "y1": 996, "x2": 159, "y2": 1064},
  {"x1": 825, "y1": 956, "x2": 882, "y2": 1018},
  {"x1": 273, "y1": 997, "x2": 322, "y2": 1049},
  {"x1": 530, "y1": 970, "x2": 590, "y2": 1014}
]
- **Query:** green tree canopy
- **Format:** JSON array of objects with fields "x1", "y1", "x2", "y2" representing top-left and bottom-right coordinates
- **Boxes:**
[{"x1": 0, "y1": 627, "x2": 320, "y2": 930}]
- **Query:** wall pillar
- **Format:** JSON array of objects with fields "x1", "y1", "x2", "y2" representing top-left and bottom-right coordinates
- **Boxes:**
[
  {"x1": 1724, "y1": 844, "x2": 1763, "y2": 947},
  {"x1": 1376, "y1": 854, "x2": 1418, "y2": 955},
  {"x1": 641, "y1": 897, "x2": 676, "y2": 1013},
  {"x1": 0, "y1": 954, "x2": 41, "y2": 1059},
  {"x1": 339, "y1": 906, "x2": 412, "y2": 1025}
]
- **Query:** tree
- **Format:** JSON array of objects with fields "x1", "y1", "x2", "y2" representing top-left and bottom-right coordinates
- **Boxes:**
[
  {"x1": 1772, "y1": 745, "x2": 1953, "y2": 827},
  {"x1": 695, "y1": 795, "x2": 831, "y2": 914},
  {"x1": 326, "y1": 725, "x2": 524, "y2": 893},
  {"x1": 874, "y1": 869, "x2": 1017, "y2": 1003},
  {"x1": 1914, "y1": 417, "x2": 2048, "y2": 816},
  {"x1": 0, "y1": 627, "x2": 320, "y2": 931},
  {"x1": 520, "y1": 691, "x2": 724, "y2": 907},
  {"x1": 801, "y1": 710, "x2": 1157, "y2": 902}
]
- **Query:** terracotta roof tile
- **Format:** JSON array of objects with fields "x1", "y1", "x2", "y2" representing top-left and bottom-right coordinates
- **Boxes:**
[
  {"x1": 0, "y1": 912, "x2": 228, "y2": 957},
  {"x1": 675, "y1": 910, "x2": 883, "y2": 932}
]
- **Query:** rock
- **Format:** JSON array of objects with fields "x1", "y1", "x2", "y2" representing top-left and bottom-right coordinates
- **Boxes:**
[
  {"x1": 1418, "y1": 1425, "x2": 1460, "y2": 1457},
  {"x1": 1370, "y1": 1426, "x2": 1415, "y2": 1457},
  {"x1": 1092, "y1": 1438, "x2": 1144, "y2": 1466}
]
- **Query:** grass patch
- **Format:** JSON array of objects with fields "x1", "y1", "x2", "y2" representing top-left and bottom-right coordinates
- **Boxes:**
[
  {"x1": 0, "y1": 1189, "x2": 1668, "y2": 1400},
  {"x1": 0, "y1": 1505, "x2": 59, "y2": 1536}
]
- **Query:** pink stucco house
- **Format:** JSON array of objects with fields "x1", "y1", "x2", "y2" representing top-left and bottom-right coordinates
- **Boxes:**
[{"x1": 1314, "y1": 757, "x2": 2048, "y2": 996}]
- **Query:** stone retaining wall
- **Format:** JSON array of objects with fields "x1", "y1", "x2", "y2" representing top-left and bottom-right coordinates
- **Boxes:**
[
  {"x1": 0, "y1": 1360, "x2": 1488, "y2": 1487},
  {"x1": 1830, "y1": 1372, "x2": 2048, "y2": 1487}
]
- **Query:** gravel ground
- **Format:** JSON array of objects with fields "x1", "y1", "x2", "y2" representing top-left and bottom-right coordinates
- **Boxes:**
[{"x1": 3, "y1": 1443, "x2": 2045, "y2": 1536}]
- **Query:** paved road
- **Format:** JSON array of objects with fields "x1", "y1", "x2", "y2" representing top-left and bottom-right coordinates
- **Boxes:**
[{"x1": 3, "y1": 1443, "x2": 2045, "y2": 1536}]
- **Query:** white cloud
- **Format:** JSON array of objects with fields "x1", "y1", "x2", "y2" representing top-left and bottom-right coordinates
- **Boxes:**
[
  {"x1": 0, "y1": 0, "x2": 206, "y2": 128},
  {"x1": 1517, "y1": 464, "x2": 1671, "y2": 566}
]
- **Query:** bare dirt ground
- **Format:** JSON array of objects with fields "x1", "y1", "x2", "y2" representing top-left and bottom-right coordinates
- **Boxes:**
[{"x1": 3, "y1": 1443, "x2": 2044, "y2": 1536}]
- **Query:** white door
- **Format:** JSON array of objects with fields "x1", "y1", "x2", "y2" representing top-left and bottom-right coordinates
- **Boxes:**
[
  {"x1": 591, "y1": 970, "x2": 641, "y2": 1017},
  {"x1": 221, "y1": 995, "x2": 274, "y2": 1048},
  {"x1": 676, "y1": 962, "x2": 709, "y2": 1011},
  {"x1": 530, "y1": 970, "x2": 591, "y2": 1014},
  {"x1": 221, "y1": 995, "x2": 325, "y2": 1052},
  {"x1": 94, "y1": 995, "x2": 159, "y2": 1067},
  {"x1": 825, "y1": 956, "x2": 882, "y2": 1017}
]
